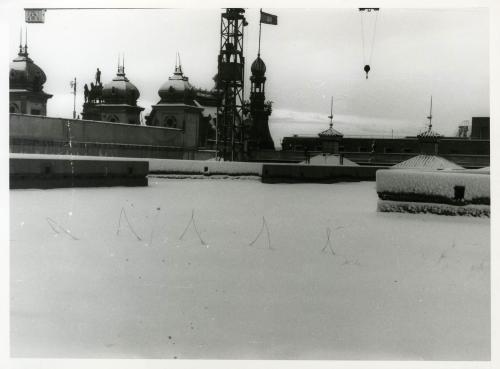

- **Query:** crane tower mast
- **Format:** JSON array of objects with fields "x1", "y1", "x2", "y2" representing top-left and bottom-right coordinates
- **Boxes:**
[{"x1": 216, "y1": 8, "x2": 247, "y2": 161}]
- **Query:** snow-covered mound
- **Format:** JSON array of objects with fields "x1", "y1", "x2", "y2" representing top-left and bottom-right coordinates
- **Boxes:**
[
  {"x1": 301, "y1": 154, "x2": 359, "y2": 166},
  {"x1": 392, "y1": 155, "x2": 463, "y2": 170},
  {"x1": 376, "y1": 169, "x2": 489, "y2": 216},
  {"x1": 377, "y1": 169, "x2": 489, "y2": 203}
]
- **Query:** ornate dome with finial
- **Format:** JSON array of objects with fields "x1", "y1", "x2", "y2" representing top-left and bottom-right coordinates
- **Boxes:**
[
  {"x1": 417, "y1": 128, "x2": 443, "y2": 143},
  {"x1": 417, "y1": 96, "x2": 442, "y2": 143},
  {"x1": 251, "y1": 56, "x2": 266, "y2": 77},
  {"x1": 101, "y1": 64, "x2": 140, "y2": 105},
  {"x1": 318, "y1": 123, "x2": 343, "y2": 137},
  {"x1": 158, "y1": 55, "x2": 196, "y2": 104},
  {"x1": 9, "y1": 44, "x2": 47, "y2": 91}
]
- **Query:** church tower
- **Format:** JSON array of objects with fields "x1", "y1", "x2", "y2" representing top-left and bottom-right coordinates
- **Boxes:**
[
  {"x1": 9, "y1": 30, "x2": 52, "y2": 115},
  {"x1": 249, "y1": 55, "x2": 274, "y2": 150}
]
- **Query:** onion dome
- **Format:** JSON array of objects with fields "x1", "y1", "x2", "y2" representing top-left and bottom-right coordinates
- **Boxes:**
[
  {"x1": 9, "y1": 44, "x2": 47, "y2": 91},
  {"x1": 101, "y1": 65, "x2": 140, "y2": 105},
  {"x1": 251, "y1": 56, "x2": 266, "y2": 77},
  {"x1": 319, "y1": 123, "x2": 343, "y2": 137},
  {"x1": 158, "y1": 61, "x2": 195, "y2": 104}
]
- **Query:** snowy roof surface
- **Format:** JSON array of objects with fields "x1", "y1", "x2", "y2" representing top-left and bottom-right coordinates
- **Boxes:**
[{"x1": 392, "y1": 155, "x2": 463, "y2": 170}]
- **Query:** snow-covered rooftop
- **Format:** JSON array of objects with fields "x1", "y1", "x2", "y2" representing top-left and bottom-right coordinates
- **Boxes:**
[{"x1": 392, "y1": 155, "x2": 463, "y2": 170}]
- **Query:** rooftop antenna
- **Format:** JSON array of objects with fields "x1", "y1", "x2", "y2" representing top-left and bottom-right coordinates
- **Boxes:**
[
  {"x1": 122, "y1": 53, "x2": 125, "y2": 73},
  {"x1": 328, "y1": 96, "x2": 334, "y2": 128},
  {"x1": 426, "y1": 95, "x2": 433, "y2": 131}
]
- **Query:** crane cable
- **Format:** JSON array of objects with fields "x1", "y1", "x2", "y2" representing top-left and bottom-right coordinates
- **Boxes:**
[{"x1": 359, "y1": 9, "x2": 380, "y2": 79}]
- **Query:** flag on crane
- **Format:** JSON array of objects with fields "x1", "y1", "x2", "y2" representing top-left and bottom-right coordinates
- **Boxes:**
[{"x1": 260, "y1": 10, "x2": 278, "y2": 25}]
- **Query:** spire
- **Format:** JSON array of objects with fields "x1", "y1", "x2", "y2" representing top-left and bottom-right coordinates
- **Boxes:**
[
  {"x1": 426, "y1": 95, "x2": 433, "y2": 131},
  {"x1": 117, "y1": 53, "x2": 125, "y2": 76},
  {"x1": 328, "y1": 96, "x2": 334, "y2": 128},
  {"x1": 24, "y1": 26, "x2": 28, "y2": 54},
  {"x1": 19, "y1": 27, "x2": 23, "y2": 54},
  {"x1": 174, "y1": 52, "x2": 183, "y2": 75}
]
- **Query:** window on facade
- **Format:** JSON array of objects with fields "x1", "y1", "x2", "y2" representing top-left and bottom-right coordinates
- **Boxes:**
[
  {"x1": 163, "y1": 116, "x2": 177, "y2": 128},
  {"x1": 359, "y1": 147, "x2": 368, "y2": 152},
  {"x1": 31, "y1": 109, "x2": 41, "y2": 115},
  {"x1": 384, "y1": 147, "x2": 393, "y2": 153}
]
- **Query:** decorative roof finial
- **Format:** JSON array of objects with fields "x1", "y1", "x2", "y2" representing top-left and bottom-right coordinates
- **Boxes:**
[
  {"x1": 426, "y1": 95, "x2": 433, "y2": 131},
  {"x1": 117, "y1": 53, "x2": 125, "y2": 76},
  {"x1": 328, "y1": 96, "x2": 334, "y2": 128},
  {"x1": 174, "y1": 52, "x2": 183, "y2": 75},
  {"x1": 19, "y1": 27, "x2": 23, "y2": 54},
  {"x1": 24, "y1": 26, "x2": 28, "y2": 54}
]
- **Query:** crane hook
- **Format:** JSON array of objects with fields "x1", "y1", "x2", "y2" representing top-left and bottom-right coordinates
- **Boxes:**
[{"x1": 364, "y1": 64, "x2": 371, "y2": 79}]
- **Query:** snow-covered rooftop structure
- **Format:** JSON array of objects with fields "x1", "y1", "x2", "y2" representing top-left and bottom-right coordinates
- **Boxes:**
[
  {"x1": 318, "y1": 124, "x2": 343, "y2": 138},
  {"x1": 393, "y1": 97, "x2": 463, "y2": 170}
]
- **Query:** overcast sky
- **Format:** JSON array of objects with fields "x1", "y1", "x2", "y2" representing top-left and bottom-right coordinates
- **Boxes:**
[{"x1": 5, "y1": 2, "x2": 489, "y2": 144}]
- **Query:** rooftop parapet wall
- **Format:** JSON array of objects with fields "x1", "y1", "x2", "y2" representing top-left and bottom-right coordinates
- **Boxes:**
[
  {"x1": 261, "y1": 164, "x2": 386, "y2": 183},
  {"x1": 10, "y1": 114, "x2": 184, "y2": 147},
  {"x1": 10, "y1": 157, "x2": 148, "y2": 189}
]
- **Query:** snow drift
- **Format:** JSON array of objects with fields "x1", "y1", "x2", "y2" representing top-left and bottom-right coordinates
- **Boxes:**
[{"x1": 376, "y1": 169, "x2": 490, "y2": 216}]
